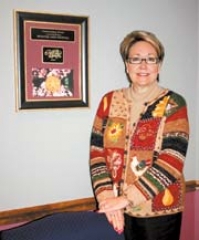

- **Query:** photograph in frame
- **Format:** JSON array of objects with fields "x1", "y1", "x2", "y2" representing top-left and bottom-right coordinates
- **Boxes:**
[{"x1": 14, "y1": 10, "x2": 89, "y2": 110}]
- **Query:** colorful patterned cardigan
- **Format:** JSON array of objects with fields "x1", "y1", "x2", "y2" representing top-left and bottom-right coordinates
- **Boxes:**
[{"x1": 90, "y1": 88, "x2": 189, "y2": 217}]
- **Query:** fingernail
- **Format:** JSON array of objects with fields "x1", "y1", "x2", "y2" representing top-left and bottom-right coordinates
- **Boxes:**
[{"x1": 117, "y1": 229, "x2": 123, "y2": 234}]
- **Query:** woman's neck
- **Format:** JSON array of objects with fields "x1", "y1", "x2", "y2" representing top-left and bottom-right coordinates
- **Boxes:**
[
  {"x1": 132, "y1": 81, "x2": 158, "y2": 94},
  {"x1": 129, "y1": 81, "x2": 163, "y2": 103}
]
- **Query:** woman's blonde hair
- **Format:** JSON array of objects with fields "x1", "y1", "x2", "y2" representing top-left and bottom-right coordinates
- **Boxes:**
[{"x1": 120, "y1": 30, "x2": 165, "y2": 63}]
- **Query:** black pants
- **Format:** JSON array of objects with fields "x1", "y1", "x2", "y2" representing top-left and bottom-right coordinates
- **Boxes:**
[{"x1": 124, "y1": 212, "x2": 182, "y2": 240}]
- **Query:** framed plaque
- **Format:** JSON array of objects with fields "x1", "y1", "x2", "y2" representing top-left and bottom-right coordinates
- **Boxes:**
[{"x1": 14, "y1": 10, "x2": 89, "y2": 110}]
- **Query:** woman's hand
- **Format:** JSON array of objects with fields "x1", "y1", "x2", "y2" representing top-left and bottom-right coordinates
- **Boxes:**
[
  {"x1": 105, "y1": 209, "x2": 124, "y2": 234},
  {"x1": 98, "y1": 196, "x2": 129, "y2": 234},
  {"x1": 99, "y1": 196, "x2": 129, "y2": 213}
]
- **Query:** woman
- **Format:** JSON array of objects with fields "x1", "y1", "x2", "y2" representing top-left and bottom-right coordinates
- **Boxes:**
[{"x1": 89, "y1": 30, "x2": 189, "y2": 240}]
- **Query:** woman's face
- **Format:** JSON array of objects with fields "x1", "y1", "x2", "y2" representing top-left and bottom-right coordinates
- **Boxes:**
[{"x1": 125, "y1": 41, "x2": 162, "y2": 88}]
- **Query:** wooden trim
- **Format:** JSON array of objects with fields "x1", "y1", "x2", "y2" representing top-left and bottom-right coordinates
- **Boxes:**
[
  {"x1": 185, "y1": 180, "x2": 199, "y2": 192},
  {"x1": 0, "y1": 180, "x2": 198, "y2": 226},
  {"x1": 0, "y1": 197, "x2": 96, "y2": 225}
]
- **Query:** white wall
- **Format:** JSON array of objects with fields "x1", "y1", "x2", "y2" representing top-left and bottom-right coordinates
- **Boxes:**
[{"x1": 0, "y1": 0, "x2": 197, "y2": 211}]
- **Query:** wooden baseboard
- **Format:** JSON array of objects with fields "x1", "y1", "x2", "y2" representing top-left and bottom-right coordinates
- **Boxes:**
[
  {"x1": 185, "y1": 179, "x2": 199, "y2": 192},
  {"x1": 0, "y1": 180, "x2": 198, "y2": 226},
  {"x1": 0, "y1": 197, "x2": 96, "y2": 225}
]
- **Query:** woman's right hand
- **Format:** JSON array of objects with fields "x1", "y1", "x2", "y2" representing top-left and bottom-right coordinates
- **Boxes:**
[{"x1": 98, "y1": 196, "x2": 129, "y2": 213}]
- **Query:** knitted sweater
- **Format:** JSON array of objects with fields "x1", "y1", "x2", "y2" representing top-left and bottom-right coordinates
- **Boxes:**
[{"x1": 90, "y1": 87, "x2": 189, "y2": 218}]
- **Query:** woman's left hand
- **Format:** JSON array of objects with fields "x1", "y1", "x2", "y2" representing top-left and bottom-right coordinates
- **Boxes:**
[
  {"x1": 98, "y1": 196, "x2": 129, "y2": 234},
  {"x1": 104, "y1": 209, "x2": 124, "y2": 234}
]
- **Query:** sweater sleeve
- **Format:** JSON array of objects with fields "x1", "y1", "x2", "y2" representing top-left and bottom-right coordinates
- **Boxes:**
[
  {"x1": 125, "y1": 92, "x2": 190, "y2": 207},
  {"x1": 89, "y1": 92, "x2": 115, "y2": 203}
]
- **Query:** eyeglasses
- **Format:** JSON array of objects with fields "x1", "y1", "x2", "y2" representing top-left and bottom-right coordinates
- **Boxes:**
[{"x1": 127, "y1": 56, "x2": 159, "y2": 64}]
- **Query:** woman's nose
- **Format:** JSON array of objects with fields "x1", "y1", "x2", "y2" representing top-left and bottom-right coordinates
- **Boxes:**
[{"x1": 139, "y1": 60, "x2": 147, "y2": 68}]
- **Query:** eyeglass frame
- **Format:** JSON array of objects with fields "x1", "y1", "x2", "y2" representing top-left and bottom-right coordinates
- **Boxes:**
[{"x1": 126, "y1": 56, "x2": 160, "y2": 65}]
